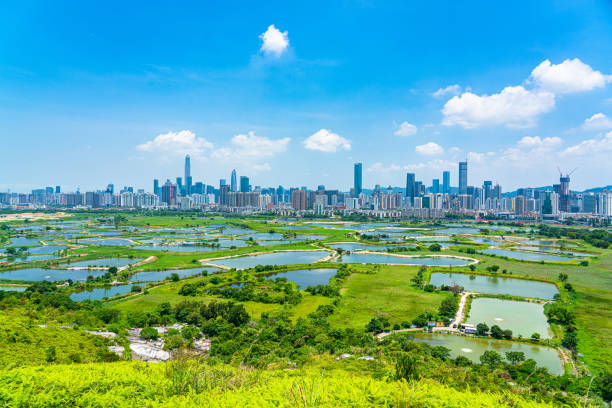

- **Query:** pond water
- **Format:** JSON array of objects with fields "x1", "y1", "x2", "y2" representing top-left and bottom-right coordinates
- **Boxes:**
[
  {"x1": 253, "y1": 240, "x2": 301, "y2": 246},
  {"x1": 4, "y1": 254, "x2": 59, "y2": 263},
  {"x1": 277, "y1": 225, "x2": 314, "y2": 230},
  {"x1": 80, "y1": 238, "x2": 133, "y2": 246},
  {"x1": 240, "y1": 233, "x2": 285, "y2": 241},
  {"x1": 133, "y1": 245, "x2": 218, "y2": 252},
  {"x1": 216, "y1": 239, "x2": 249, "y2": 248},
  {"x1": 63, "y1": 258, "x2": 144, "y2": 268},
  {"x1": 413, "y1": 236, "x2": 451, "y2": 241},
  {"x1": 480, "y1": 248, "x2": 579, "y2": 262},
  {"x1": 466, "y1": 298, "x2": 552, "y2": 339},
  {"x1": 519, "y1": 240, "x2": 577, "y2": 247},
  {"x1": 468, "y1": 237, "x2": 504, "y2": 246},
  {"x1": 8, "y1": 237, "x2": 41, "y2": 247},
  {"x1": 265, "y1": 268, "x2": 338, "y2": 289},
  {"x1": 435, "y1": 227, "x2": 480, "y2": 235},
  {"x1": 217, "y1": 227, "x2": 253, "y2": 235},
  {"x1": 330, "y1": 243, "x2": 415, "y2": 252},
  {"x1": 429, "y1": 273, "x2": 558, "y2": 300},
  {"x1": 294, "y1": 235, "x2": 328, "y2": 240},
  {"x1": 0, "y1": 286, "x2": 27, "y2": 292},
  {"x1": 513, "y1": 246, "x2": 595, "y2": 257},
  {"x1": 334, "y1": 253, "x2": 471, "y2": 266},
  {"x1": 208, "y1": 250, "x2": 330, "y2": 270},
  {"x1": 27, "y1": 245, "x2": 67, "y2": 254},
  {"x1": 0, "y1": 268, "x2": 107, "y2": 281},
  {"x1": 410, "y1": 332, "x2": 563, "y2": 375},
  {"x1": 70, "y1": 285, "x2": 134, "y2": 301},
  {"x1": 128, "y1": 267, "x2": 218, "y2": 282}
]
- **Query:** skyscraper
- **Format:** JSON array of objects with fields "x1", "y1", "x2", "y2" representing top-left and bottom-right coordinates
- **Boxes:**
[
  {"x1": 442, "y1": 171, "x2": 450, "y2": 194},
  {"x1": 354, "y1": 163, "x2": 362, "y2": 197},
  {"x1": 153, "y1": 179, "x2": 159, "y2": 196},
  {"x1": 240, "y1": 176, "x2": 250, "y2": 193},
  {"x1": 483, "y1": 181, "x2": 492, "y2": 200},
  {"x1": 161, "y1": 179, "x2": 176, "y2": 205},
  {"x1": 458, "y1": 161, "x2": 468, "y2": 195},
  {"x1": 184, "y1": 155, "x2": 192, "y2": 195},
  {"x1": 405, "y1": 173, "x2": 416, "y2": 203},
  {"x1": 230, "y1": 169, "x2": 237, "y2": 192},
  {"x1": 432, "y1": 179, "x2": 440, "y2": 194}
]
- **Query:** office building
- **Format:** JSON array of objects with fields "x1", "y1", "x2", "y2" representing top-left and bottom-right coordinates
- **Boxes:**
[
  {"x1": 458, "y1": 161, "x2": 468, "y2": 195},
  {"x1": 239, "y1": 176, "x2": 250, "y2": 193},
  {"x1": 161, "y1": 180, "x2": 177, "y2": 206},
  {"x1": 432, "y1": 179, "x2": 440, "y2": 194},
  {"x1": 153, "y1": 179, "x2": 159, "y2": 196},
  {"x1": 354, "y1": 163, "x2": 362, "y2": 197},
  {"x1": 442, "y1": 171, "x2": 450, "y2": 194},
  {"x1": 184, "y1": 155, "x2": 192, "y2": 195},
  {"x1": 405, "y1": 173, "x2": 416, "y2": 204},
  {"x1": 291, "y1": 189, "x2": 307, "y2": 211},
  {"x1": 230, "y1": 169, "x2": 237, "y2": 192}
]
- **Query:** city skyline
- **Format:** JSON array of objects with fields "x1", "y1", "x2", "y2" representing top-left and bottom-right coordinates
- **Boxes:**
[{"x1": 1, "y1": 2, "x2": 612, "y2": 191}]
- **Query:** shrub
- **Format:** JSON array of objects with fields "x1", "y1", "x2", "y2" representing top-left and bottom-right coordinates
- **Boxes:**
[{"x1": 140, "y1": 327, "x2": 159, "y2": 340}]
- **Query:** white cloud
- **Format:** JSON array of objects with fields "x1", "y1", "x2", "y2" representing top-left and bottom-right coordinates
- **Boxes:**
[
  {"x1": 516, "y1": 136, "x2": 562, "y2": 150},
  {"x1": 582, "y1": 113, "x2": 612, "y2": 131},
  {"x1": 137, "y1": 130, "x2": 213, "y2": 157},
  {"x1": 415, "y1": 142, "x2": 444, "y2": 155},
  {"x1": 259, "y1": 24, "x2": 289, "y2": 57},
  {"x1": 252, "y1": 162, "x2": 272, "y2": 172},
  {"x1": 211, "y1": 131, "x2": 290, "y2": 160},
  {"x1": 467, "y1": 151, "x2": 486, "y2": 162},
  {"x1": 367, "y1": 162, "x2": 401, "y2": 173},
  {"x1": 433, "y1": 84, "x2": 462, "y2": 98},
  {"x1": 403, "y1": 159, "x2": 455, "y2": 172},
  {"x1": 561, "y1": 131, "x2": 612, "y2": 156},
  {"x1": 442, "y1": 86, "x2": 555, "y2": 128},
  {"x1": 530, "y1": 58, "x2": 612, "y2": 94},
  {"x1": 394, "y1": 121, "x2": 418, "y2": 137},
  {"x1": 303, "y1": 129, "x2": 351, "y2": 152},
  {"x1": 448, "y1": 147, "x2": 462, "y2": 155}
]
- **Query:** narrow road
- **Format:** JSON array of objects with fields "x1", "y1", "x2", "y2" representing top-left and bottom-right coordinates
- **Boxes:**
[{"x1": 450, "y1": 291, "x2": 474, "y2": 329}]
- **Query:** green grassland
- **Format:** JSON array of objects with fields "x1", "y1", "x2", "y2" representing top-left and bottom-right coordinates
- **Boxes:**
[{"x1": 0, "y1": 360, "x2": 555, "y2": 408}]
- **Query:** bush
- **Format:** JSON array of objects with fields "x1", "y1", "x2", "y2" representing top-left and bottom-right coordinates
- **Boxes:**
[
  {"x1": 428, "y1": 243, "x2": 442, "y2": 252},
  {"x1": 140, "y1": 327, "x2": 159, "y2": 340}
]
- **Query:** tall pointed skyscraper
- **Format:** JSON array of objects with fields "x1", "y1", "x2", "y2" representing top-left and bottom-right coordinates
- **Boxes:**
[
  {"x1": 230, "y1": 169, "x2": 237, "y2": 192},
  {"x1": 184, "y1": 155, "x2": 192, "y2": 195}
]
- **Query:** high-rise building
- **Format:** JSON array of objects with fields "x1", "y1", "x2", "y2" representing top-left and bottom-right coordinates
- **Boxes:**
[
  {"x1": 219, "y1": 179, "x2": 226, "y2": 188},
  {"x1": 559, "y1": 173, "x2": 571, "y2": 212},
  {"x1": 483, "y1": 181, "x2": 492, "y2": 200},
  {"x1": 405, "y1": 173, "x2": 416, "y2": 203},
  {"x1": 176, "y1": 177, "x2": 183, "y2": 195},
  {"x1": 291, "y1": 189, "x2": 307, "y2": 211},
  {"x1": 106, "y1": 184, "x2": 114, "y2": 194},
  {"x1": 432, "y1": 179, "x2": 440, "y2": 194},
  {"x1": 153, "y1": 179, "x2": 159, "y2": 196},
  {"x1": 230, "y1": 169, "x2": 237, "y2": 192},
  {"x1": 55, "y1": 186, "x2": 61, "y2": 194},
  {"x1": 354, "y1": 163, "x2": 362, "y2": 197},
  {"x1": 458, "y1": 161, "x2": 468, "y2": 195},
  {"x1": 239, "y1": 176, "x2": 250, "y2": 193},
  {"x1": 161, "y1": 180, "x2": 177, "y2": 205},
  {"x1": 184, "y1": 155, "x2": 192, "y2": 195},
  {"x1": 442, "y1": 171, "x2": 450, "y2": 194}
]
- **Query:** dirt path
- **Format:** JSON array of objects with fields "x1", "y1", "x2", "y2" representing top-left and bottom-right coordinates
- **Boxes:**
[
  {"x1": 120, "y1": 256, "x2": 157, "y2": 271},
  {"x1": 450, "y1": 291, "x2": 474, "y2": 329},
  {"x1": 376, "y1": 327, "x2": 422, "y2": 340}
]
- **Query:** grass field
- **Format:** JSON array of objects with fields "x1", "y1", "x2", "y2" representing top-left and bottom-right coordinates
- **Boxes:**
[{"x1": 328, "y1": 265, "x2": 451, "y2": 330}]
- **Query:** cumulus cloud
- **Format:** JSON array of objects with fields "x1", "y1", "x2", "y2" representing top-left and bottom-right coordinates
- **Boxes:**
[
  {"x1": 212, "y1": 131, "x2": 290, "y2": 160},
  {"x1": 442, "y1": 86, "x2": 555, "y2": 128},
  {"x1": 415, "y1": 142, "x2": 444, "y2": 155},
  {"x1": 516, "y1": 136, "x2": 562, "y2": 150},
  {"x1": 137, "y1": 130, "x2": 213, "y2": 157},
  {"x1": 433, "y1": 84, "x2": 462, "y2": 98},
  {"x1": 582, "y1": 113, "x2": 612, "y2": 131},
  {"x1": 259, "y1": 24, "x2": 289, "y2": 57},
  {"x1": 367, "y1": 162, "x2": 401, "y2": 173},
  {"x1": 303, "y1": 129, "x2": 351, "y2": 152},
  {"x1": 252, "y1": 162, "x2": 272, "y2": 172},
  {"x1": 530, "y1": 58, "x2": 612, "y2": 94},
  {"x1": 394, "y1": 122, "x2": 418, "y2": 137},
  {"x1": 403, "y1": 159, "x2": 455, "y2": 172},
  {"x1": 561, "y1": 131, "x2": 612, "y2": 156}
]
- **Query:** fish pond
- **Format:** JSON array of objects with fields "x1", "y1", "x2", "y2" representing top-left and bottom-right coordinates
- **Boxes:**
[
  {"x1": 466, "y1": 298, "x2": 553, "y2": 339},
  {"x1": 334, "y1": 253, "x2": 472, "y2": 266},
  {"x1": 0, "y1": 268, "x2": 107, "y2": 281},
  {"x1": 62, "y1": 258, "x2": 144, "y2": 268},
  {"x1": 265, "y1": 268, "x2": 338, "y2": 289},
  {"x1": 70, "y1": 285, "x2": 135, "y2": 301},
  {"x1": 480, "y1": 248, "x2": 579, "y2": 262},
  {"x1": 128, "y1": 267, "x2": 219, "y2": 282},
  {"x1": 429, "y1": 273, "x2": 558, "y2": 300},
  {"x1": 208, "y1": 250, "x2": 330, "y2": 270},
  {"x1": 410, "y1": 332, "x2": 563, "y2": 375}
]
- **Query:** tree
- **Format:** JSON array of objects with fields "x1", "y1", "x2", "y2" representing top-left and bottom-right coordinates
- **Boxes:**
[
  {"x1": 45, "y1": 346, "x2": 57, "y2": 363},
  {"x1": 503, "y1": 329, "x2": 513, "y2": 340},
  {"x1": 558, "y1": 273, "x2": 568, "y2": 282},
  {"x1": 597, "y1": 369, "x2": 612, "y2": 402},
  {"x1": 531, "y1": 332, "x2": 541, "y2": 342},
  {"x1": 108, "y1": 266, "x2": 118, "y2": 275},
  {"x1": 395, "y1": 354, "x2": 420, "y2": 381},
  {"x1": 505, "y1": 351, "x2": 525, "y2": 365},
  {"x1": 428, "y1": 243, "x2": 442, "y2": 252},
  {"x1": 156, "y1": 302, "x2": 172, "y2": 316},
  {"x1": 170, "y1": 273, "x2": 180, "y2": 282},
  {"x1": 431, "y1": 346, "x2": 451, "y2": 361},
  {"x1": 476, "y1": 323, "x2": 489, "y2": 336},
  {"x1": 181, "y1": 325, "x2": 202, "y2": 340},
  {"x1": 562, "y1": 331, "x2": 578, "y2": 351},
  {"x1": 490, "y1": 325, "x2": 504, "y2": 339},
  {"x1": 439, "y1": 297, "x2": 458, "y2": 318},
  {"x1": 140, "y1": 327, "x2": 159, "y2": 340},
  {"x1": 366, "y1": 318, "x2": 383, "y2": 333},
  {"x1": 480, "y1": 350, "x2": 502, "y2": 367}
]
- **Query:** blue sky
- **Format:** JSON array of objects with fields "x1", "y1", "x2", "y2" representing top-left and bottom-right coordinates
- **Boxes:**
[{"x1": 1, "y1": 0, "x2": 612, "y2": 192}]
